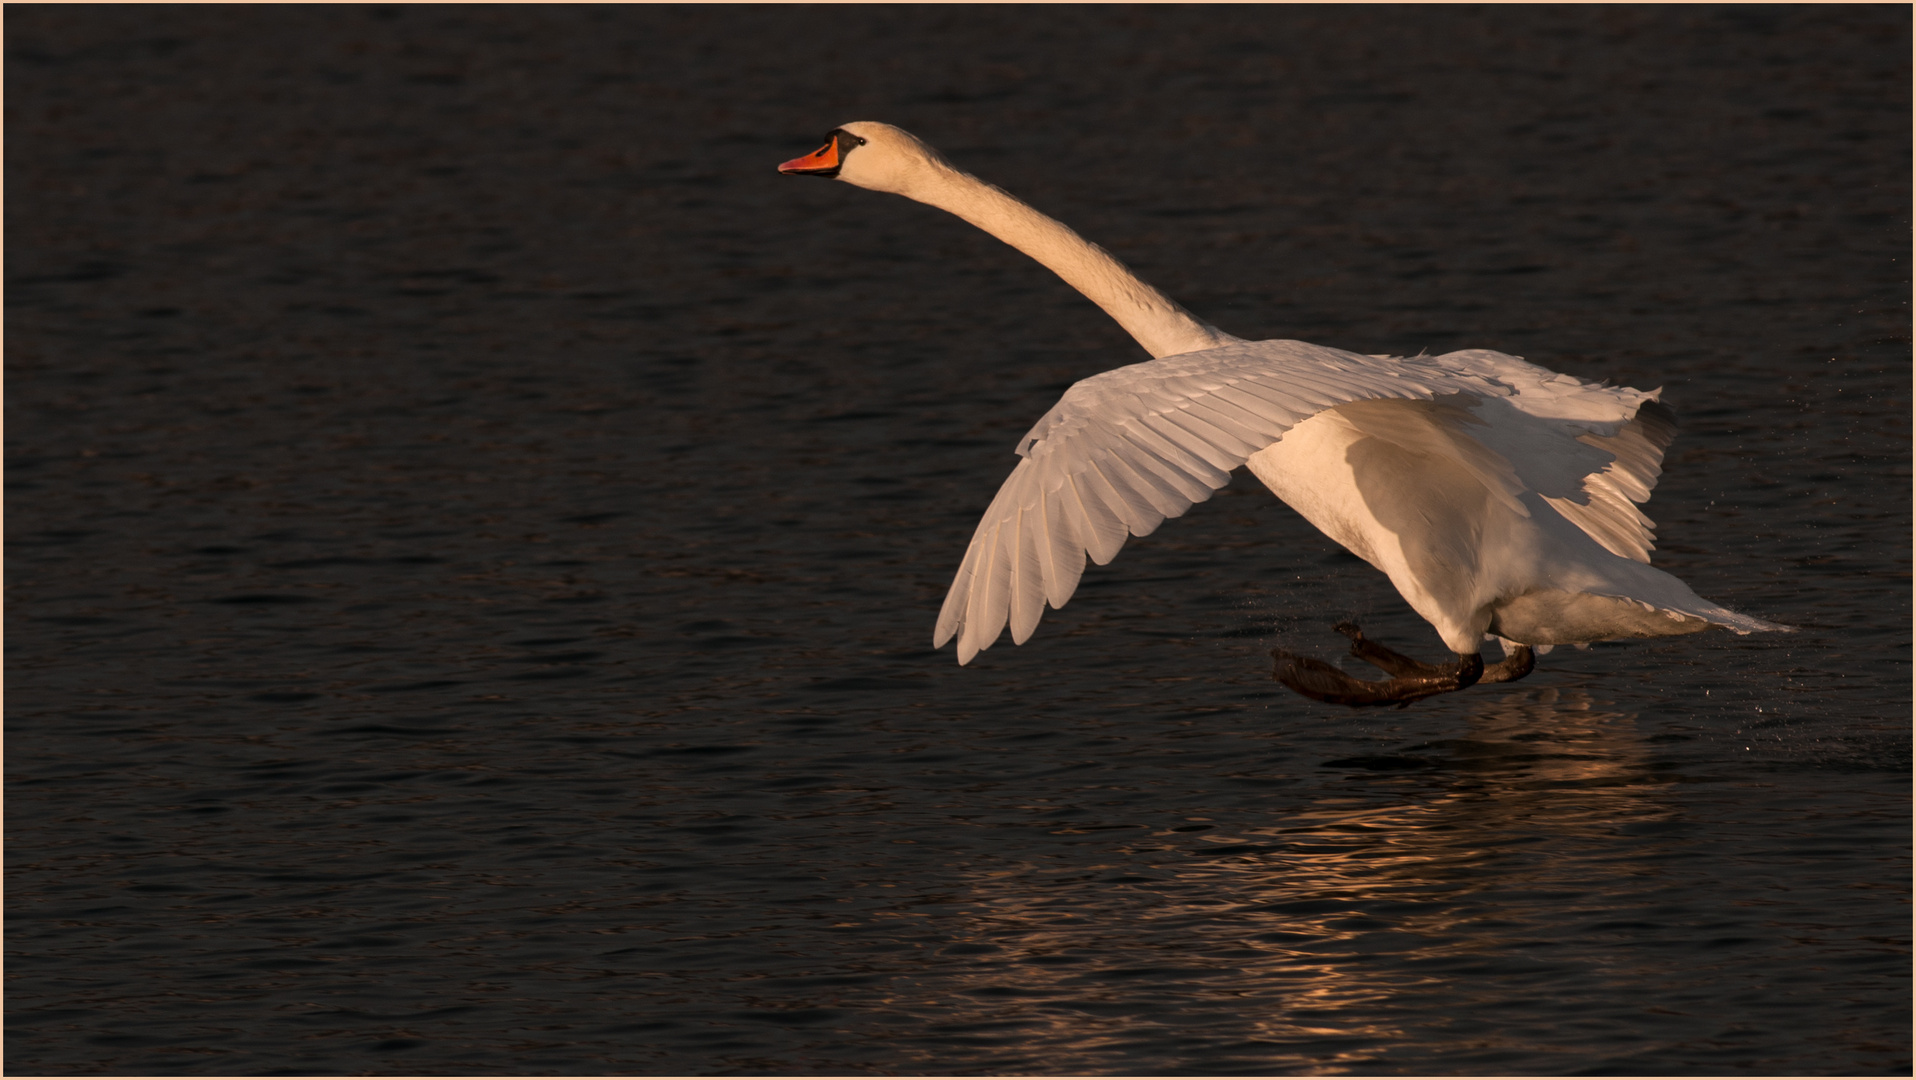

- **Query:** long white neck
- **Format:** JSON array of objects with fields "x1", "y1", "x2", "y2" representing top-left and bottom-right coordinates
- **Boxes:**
[{"x1": 895, "y1": 161, "x2": 1241, "y2": 359}]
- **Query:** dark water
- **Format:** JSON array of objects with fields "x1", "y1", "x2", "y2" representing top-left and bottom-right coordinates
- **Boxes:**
[{"x1": 7, "y1": 6, "x2": 1909, "y2": 1075}]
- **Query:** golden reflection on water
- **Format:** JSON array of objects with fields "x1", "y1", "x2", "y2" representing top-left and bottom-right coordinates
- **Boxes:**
[{"x1": 890, "y1": 687, "x2": 1675, "y2": 1072}]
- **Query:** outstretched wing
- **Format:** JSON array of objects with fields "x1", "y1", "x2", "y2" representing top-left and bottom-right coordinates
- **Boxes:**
[
  {"x1": 933, "y1": 339, "x2": 1517, "y2": 663},
  {"x1": 1544, "y1": 399, "x2": 1678, "y2": 564},
  {"x1": 1428, "y1": 350, "x2": 1678, "y2": 565}
]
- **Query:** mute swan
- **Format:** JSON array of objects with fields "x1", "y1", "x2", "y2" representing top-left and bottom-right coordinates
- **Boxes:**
[{"x1": 780, "y1": 122, "x2": 1788, "y2": 706}]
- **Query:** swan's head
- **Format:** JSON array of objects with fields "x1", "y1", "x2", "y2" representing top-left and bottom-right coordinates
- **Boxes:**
[{"x1": 777, "y1": 121, "x2": 956, "y2": 199}]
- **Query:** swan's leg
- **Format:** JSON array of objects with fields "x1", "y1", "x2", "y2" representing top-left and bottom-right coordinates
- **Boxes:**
[
  {"x1": 1479, "y1": 643, "x2": 1535, "y2": 684},
  {"x1": 1272, "y1": 646, "x2": 1484, "y2": 708},
  {"x1": 1331, "y1": 621, "x2": 1447, "y2": 678}
]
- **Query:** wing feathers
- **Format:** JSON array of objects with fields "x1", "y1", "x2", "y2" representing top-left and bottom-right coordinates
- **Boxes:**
[
  {"x1": 1182, "y1": 397, "x2": 1283, "y2": 446},
  {"x1": 1542, "y1": 400, "x2": 1678, "y2": 563},
  {"x1": 936, "y1": 339, "x2": 1622, "y2": 663},
  {"x1": 1098, "y1": 440, "x2": 1192, "y2": 519},
  {"x1": 1111, "y1": 429, "x2": 1220, "y2": 500},
  {"x1": 1158, "y1": 406, "x2": 1259, "y2": 458},
  {"x1": 1082, "y1": 457, "x2": 1163, "y2": 534},
  {"x1": 1066, "y1": 473, "x2": 1127, "y2": 565},
  {"x1": 1038, "y1": 487, "x2": 1086, "y2": 608},
  {"x1": 1118, "y1": 420, "x2": 1231, "y2": 488},
  {"x1": 1140, "y1": 412, "x2": 1239, "y2": 471},
  {"x1": 1008, "y1": 502, "x2": 1044, "y2": 645},
  {"x1": 1201, "y1": 383, "x2": 1304, "y2": 433}
]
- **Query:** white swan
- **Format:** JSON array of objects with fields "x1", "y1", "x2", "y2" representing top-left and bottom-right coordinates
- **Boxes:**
[{"x1": 780, "y1": 122, "x2": 1787, "y2": 705}]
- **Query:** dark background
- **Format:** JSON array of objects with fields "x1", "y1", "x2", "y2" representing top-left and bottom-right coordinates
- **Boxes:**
[{"x1": 7, "y1": 5, "x2": 1909, "y2": 1075}]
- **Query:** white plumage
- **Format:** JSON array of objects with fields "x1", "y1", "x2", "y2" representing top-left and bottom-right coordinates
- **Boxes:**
[{"x1": 780, "y1": 122, "x2": 1788, "y2": 671}]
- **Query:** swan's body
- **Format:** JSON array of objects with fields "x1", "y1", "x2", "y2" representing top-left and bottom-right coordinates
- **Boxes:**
[{"x1": 781, "y1": 122, "x2": 1785, "y2": 694}]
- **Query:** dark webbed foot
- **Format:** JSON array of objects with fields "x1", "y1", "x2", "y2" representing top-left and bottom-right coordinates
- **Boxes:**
[
  {"x1": 1337, "y1": 620, "x2": 1536, "y2": 684},
  {"x1": 1273, "y1": 646, "x2": 1482, "y2": 708},
  {"x1": 1272, "y1": 622, "x2": 1535, "y2": 708},
  {"x1": 1480, "y1": 642, "x2": 1535, "y2": 684},
  {"x1": 1332, "y1": 621, "x2": 1447, "y2": 678}
]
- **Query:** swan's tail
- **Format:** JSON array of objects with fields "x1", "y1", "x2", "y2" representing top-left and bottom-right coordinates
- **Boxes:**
[{"x1": 1694, "y1": 604, "x2": 1794, "y2": 635}]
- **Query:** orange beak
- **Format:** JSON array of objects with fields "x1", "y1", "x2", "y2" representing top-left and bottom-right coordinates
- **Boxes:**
[{"x1": 778, "y1": 136, "x2": 841, "y2": 176}]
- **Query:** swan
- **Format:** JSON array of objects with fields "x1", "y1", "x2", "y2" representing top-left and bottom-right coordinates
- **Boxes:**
[{"x1": 779, "y1": 122, "x2": 1788, "y2": 706}]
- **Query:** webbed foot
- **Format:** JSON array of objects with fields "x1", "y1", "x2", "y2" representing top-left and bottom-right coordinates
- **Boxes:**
[
  {"x1": 1479, "y1": 642, "x2": 1536, "y2": 684},
  {"x1": 1272, "y1": 622, "x2": 1534, "y2": 708}
]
